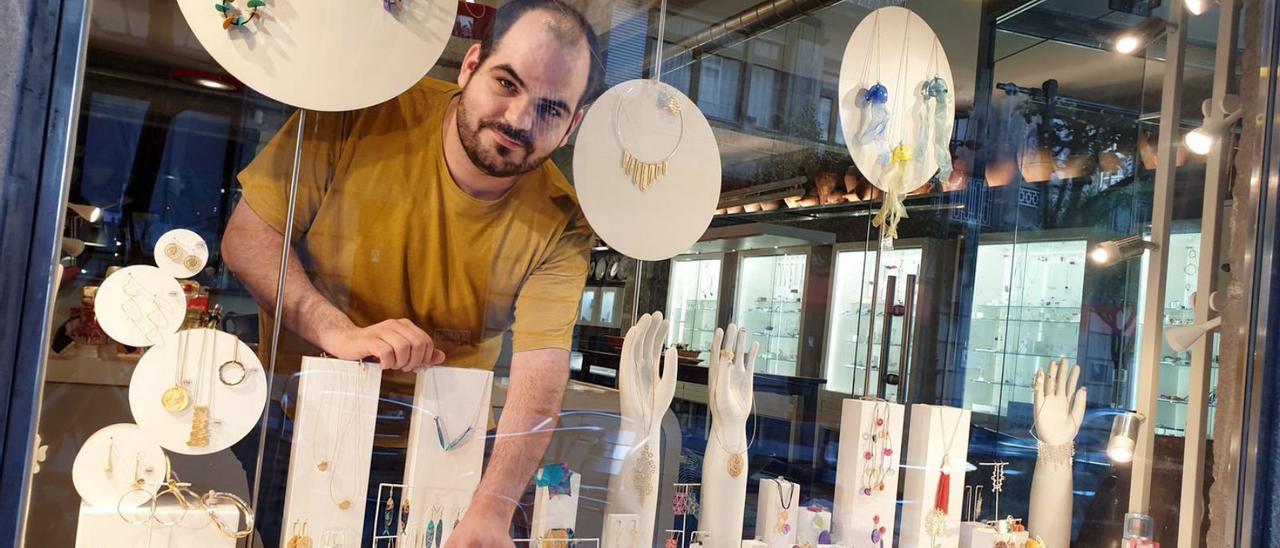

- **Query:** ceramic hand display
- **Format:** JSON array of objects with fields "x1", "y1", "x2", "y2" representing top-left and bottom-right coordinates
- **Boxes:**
[
  {"x1": 604, "y1": 312, "x2": 678, "y2": 548},
  {"x1": 700, "y1": 324, "x2": 759, "y2": 548},
  {"x1": 1028, "y1": 358, "x2": 1086, "y2": 548}
]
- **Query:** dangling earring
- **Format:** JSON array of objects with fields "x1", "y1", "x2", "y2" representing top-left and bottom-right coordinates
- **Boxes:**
[{"x1": 104, "y1": 437, "x2": 115, "y2": 475}]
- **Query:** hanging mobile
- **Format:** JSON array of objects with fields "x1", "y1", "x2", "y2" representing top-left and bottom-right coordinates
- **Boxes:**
[
  {"x1": 614, "y1": 82, "x2": 685, "y2": 191},
  {"x1": 215, "y1": 0, "x2": 265, "y2": 30},
  {"x1": 916, "y1": 39, "x2": 954, "y2": 184},
  {"x1": 871, "y1": 11, "x2": 917, "y2": 244}
]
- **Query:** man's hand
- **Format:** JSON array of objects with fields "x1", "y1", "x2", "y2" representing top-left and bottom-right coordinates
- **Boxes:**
[
  {"x1": 443, "y1": 509, "x2": 515, "y2": 548},
  {"x1": 318, "y1": 318, "x2": 446, "y2": 372}
]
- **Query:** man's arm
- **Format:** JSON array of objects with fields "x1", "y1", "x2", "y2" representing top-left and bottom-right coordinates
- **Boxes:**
[
  {"x1": 221, "y1": 199, "x2": 444, "y2": 370},
  {"x1": 447, "y1": 348, "x2": 570, "y2": 546}
]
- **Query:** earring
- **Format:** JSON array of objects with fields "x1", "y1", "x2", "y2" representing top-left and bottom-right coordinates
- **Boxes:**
[{"x1": 104, "y1": 437, "x2": 115, "y2": 476}]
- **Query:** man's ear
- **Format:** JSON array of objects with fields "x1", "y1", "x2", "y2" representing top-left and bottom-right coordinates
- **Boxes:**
[
  {"x1": 457, "y1": 44, "x2": 484, "y2": 89},
  {"x1": 559, "y1": 106, "x2": 589, "y2": 148}
]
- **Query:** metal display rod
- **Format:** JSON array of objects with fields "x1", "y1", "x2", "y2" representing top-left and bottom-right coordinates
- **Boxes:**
[
  {"x1": 877, "y1": 276, "x2": 897, "y2": 400},
  {"x1": 897, "y1": 274, "x2": 917, "y2": 405}
]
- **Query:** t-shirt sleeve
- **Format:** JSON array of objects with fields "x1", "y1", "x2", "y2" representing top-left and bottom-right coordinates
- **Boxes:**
[
  {"x1": 236, "y1": 109, "x2": 355, "y2": 239},
  {"x1": 511, "y1": 210, "x2": 592, "y2": 354}
]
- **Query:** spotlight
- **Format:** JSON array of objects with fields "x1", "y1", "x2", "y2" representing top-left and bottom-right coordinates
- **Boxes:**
[
  {"x1": 1185, "y1": 95, "x2": 1243, "y2": 155},
  {"x1": 67, "y1": 203, "x2": 101, "y2": 223},
  {"x1": 1112, "y1": 17, "x2": 1173, "y2": 55},
  {"x1": 1184, "y1": 0, "x2": 1216, "y2": 15},
  {"x1": 1165, "y1": 291, "x2": 1222, "y2": 352},
  {"x1": 1107, "y1": 412, "x2": 1145, "y2": 463},
  {"x1": 61, "y1": 237, "x2": 85, "y2": 258},
  {"x1": 1089, "y1": 235, "x2": 1159, "y2": 267}
]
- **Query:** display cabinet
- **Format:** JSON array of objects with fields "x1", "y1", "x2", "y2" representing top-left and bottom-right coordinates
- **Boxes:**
[
  {"x1": 734, "y1": 250, "x2": 808, "y2": 376},
  {"x1": 963, "y1": 239, "x2": 1088, "y2": 417},
  {"x1": 823, "y1": 244, "x2": 923, "y2": 395},
  {"x1": 666, "y1": 256, "x2": 723, "y2": 360},
  {"x1": 579, "y1": 286, "x2": 624, "y2": 328}
]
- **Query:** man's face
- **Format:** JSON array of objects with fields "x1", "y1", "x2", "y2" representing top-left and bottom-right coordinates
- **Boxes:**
[{"x1": 456, "y1": 11, "x2": 591, "y2": 178}]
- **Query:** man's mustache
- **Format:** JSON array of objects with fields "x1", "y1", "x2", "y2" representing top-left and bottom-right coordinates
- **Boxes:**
[{"x1": 480, "y1": 120, "x2": 533, "y2": 150}]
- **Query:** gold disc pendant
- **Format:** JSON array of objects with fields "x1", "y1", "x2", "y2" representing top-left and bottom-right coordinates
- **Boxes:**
[
  {"x1": 316, "y1": 460, "x2": 329, "y2": 472},
  {"x1": 161, "y1": 385, "x2": 190, "y2": 413},
  {"x1": 337, "y1": 499, "x2": 351, "y2": 510},
  {"x1": 728, "y1": 453, "x2": 744, "y2": 477}
]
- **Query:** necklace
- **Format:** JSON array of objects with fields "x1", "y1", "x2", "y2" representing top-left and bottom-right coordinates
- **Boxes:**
[
  {"x1": 771, "y1": 477, "x2": 796, "y2": 535},
  {"x1": 925, "y1": 407, "x2": 964, "y2": 543},
  {"x1": 324, "y1": 364, "x2": 370, "y2": 510},
  {"x1": 430, "y1": 369, "x2": 491, "y2": 451},
  {"x1": 310, "y1": 365, "x2": 359, "y2": 472},
  {"x1": 860, "y1": 400, "x2": 895, "y2": 496},
  {"x1": 217, "y1": 331, "x2": 248, "y2": 386},
  {"x1": 186, "y1": 330, "x2": 213, "y2": 448},
  {"x1": 162, "y1": 330, "x2": 192, "y2": 412},
  {"x1": 613, "y1": 80, "x2": 685, "y2": 191},
  {"x1": 629, "y1": 348, "x2": 660, "y2": 497},
  {"x1": 710, "y1": 396, "x2": 756, "y2": 478}
]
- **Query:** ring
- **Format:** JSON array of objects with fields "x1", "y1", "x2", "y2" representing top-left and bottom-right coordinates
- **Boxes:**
[
  {"x1": 719, "y1": 349, "x2": 734, "y2": 361},
  {"x1": 218, "y1": 360, "x2": 247, "y2": 386}
]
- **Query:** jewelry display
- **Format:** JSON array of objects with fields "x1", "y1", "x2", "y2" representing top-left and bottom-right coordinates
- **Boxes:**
[
  {"x1": 161, "y1": 330, "x2": 192, "y2": 412},
  {"x1": 978, "y1": 461, "x2": 1008, "y2": 521},
  {"x1": 871, "y1": 514, "x2": 887, "y2": 547},
  {"x1": 629, "y1": 338, "x2": 658, "y2": 497},
  {"x1": 381, "y1": 497, "x2": 394, "y2": 536},
  {"x1": 288, "y1": 520, "x2": 314, "y2": 548},
  {"x1": 112, "y1": 457, "x2": 256, "y2": 539},
  {"x1": 428, "y1": 367, "x2": 486, "y2": 452},
  {"x1": 924, "y1": 407, "x2": 964, "y2": 543},
  {"x1": 614, "y1": 81, "x2": 685, "y2": 191},
  {"x1": 710, "y1": 396, "x2": 756, "y2": 479},
  {"x1": 423, "y1": 505, "x2": 437, "y2": 548},
  {"x1": 860, "y1": 400, "x2": 895, "y2": 496},
  {"x1": 1036, "y1": 440, "x2": 1075, "y2": 468},
  {"x1": 186, "y1": 329, "x2": 215, "y2": 449},
  {"x1": 215, "y1": 0, "x2": 264, "y2": 30},
  {"x1": 769, "y1": 477, "x2": 796, "y2": 535},
  {"x1": 217, "y1": 332, "x2": 248, "y2": 386},
  {"x1": 673, "y1": 491, "x2": 689, "y2": 515}
]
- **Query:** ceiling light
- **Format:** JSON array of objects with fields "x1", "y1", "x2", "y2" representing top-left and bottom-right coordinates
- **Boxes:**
[
  {"x1": 193, "y1": 78, "x2": 236, "y2": 91},
  {"x1": 1184, "y1": 0, "x2": 1216, "y2": 15},
  {"x1": 1107, "y1": 412, "x2": 1145, "y2": 464},
  {"x1": 1185, "y1": 95, "x2": 1243, "y2": 155},
  {"x1": 1112, "y1": 17, "x2": 1173, "y2": 55},
  {"x1": 1089, "y1": 235, "x2": 1159, "y2": 266},
  {"x1": 171, "y1": 69, "x2": 241, "y2": 92},
  {"x1": 67, "y1": 203, "x2": 101, "y2": 223},
  {"x1": 593, "y1": 245, "x2": 609, "y2": 252}
]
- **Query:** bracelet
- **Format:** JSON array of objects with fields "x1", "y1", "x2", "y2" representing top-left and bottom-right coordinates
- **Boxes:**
[{"x1": 1036, "y1": 440, "x2": 1075, "y2": 468}]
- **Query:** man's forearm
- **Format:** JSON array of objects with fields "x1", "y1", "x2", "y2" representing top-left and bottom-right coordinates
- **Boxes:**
[{"x1": 471, "y1": 348, "x2": 570, "y2": 523}]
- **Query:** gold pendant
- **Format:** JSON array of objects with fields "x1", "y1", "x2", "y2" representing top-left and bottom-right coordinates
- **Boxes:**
[
  {"x1": 621, "y1": 151, "x2": 668, "y2": 191},
  {"x1": 186, "y1": 406, "x2": 210, "y2": 448},
  {"x1": 161, "y1": 385, "x2": 190, "y2": 412},
  {"x1": 337, "y1": 499, "x2": 351, "y2": 510},
  {"x1": 728, "y1": 453, "x2": 744, "y2": 477},
  {"x1": 316, "y1": 460, "x2": 329, "y2": 472}
]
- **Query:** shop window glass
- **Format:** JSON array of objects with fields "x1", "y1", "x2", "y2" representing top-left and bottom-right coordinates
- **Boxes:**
[{"x1": 697, "y1": 54, "x2": 742, "y2": 121}]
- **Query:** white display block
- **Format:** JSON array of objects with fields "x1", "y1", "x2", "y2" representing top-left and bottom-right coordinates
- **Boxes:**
[
  {"x1": 742, "y1": 541, "x2": 767, "y2": 548},
  {"x1": 798, "y1": 507, "x2": 833, "y2": 546},
  {"x1": 960, "y1": 522, "x2": 1029, "y2": 548},
  {"x1": 754, "y1": 477, "x2": 800, "y2": 548},
  {"x1": 900, "y1": 404, "x2": 971, "y2": 548},
  {"x1": 603, "y1": 513, "x2": 640, "y2": 548},
  {"x1": 402, "y1": 366, "x2": 493, "y2": 540},
  {"x1": 71, "y1": 423, "x2": 166, "y2": 508},
  {"x1": 833, "y1": 399, "x2": 904, "y2": 547},
  {"x1": 282, "y1": 357, "x2": 382, "y2": 543},
  {"x1": 531, "y1": 470, "x2": 581, "y2": 539},
  {"x1": 75, "y1": 501, "x2": 239, "y2": 547}
]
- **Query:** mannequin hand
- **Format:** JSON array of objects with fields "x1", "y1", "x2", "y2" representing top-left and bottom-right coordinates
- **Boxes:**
[
  {"x1": 709, "y1": 324, "x2": 759, "y2": 426},
  {"x1": 1033, "y1": 358, "x2": 1086, "y2": 446},
  {"x1": 318, "y1": 319, "x2": 446, "y2": 372},
  {"x1": 619, "y1": 312, "x2": 678, "y2": 431}
]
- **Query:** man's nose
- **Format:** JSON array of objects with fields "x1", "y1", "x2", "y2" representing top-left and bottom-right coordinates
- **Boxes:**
[{"x1": 503, "y1": 97, "x2": 535, "y2": 135}]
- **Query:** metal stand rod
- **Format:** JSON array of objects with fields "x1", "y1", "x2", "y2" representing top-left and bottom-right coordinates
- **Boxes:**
[
  {"x1": 877, "y1": 276, "x2": 896, "y2": 400},
  {"x1": 862, "y1": 249, "x2": 884, "y2": 398},
  {"x1": 898, "y1": 274, "x2": 917, "y2": 404}
]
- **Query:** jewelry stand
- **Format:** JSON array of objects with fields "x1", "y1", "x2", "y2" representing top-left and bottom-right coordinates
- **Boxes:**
[
  {"x1": 797, "y1": 506, "x2": 832, "y2": 547},
  {"x1": 281, "y1": 357, "x2": 382, "y2": 544},
  {"x1": 531, "y1": 470, "x2": 581, "y2": 541},
  {"x1": 71, "y1": 423, "x2": 166, "y2": 507},
  {"x1": 753, "y1": 477, "x2": 800, "y2": 547},
  {"x1": 900, "y1": 404, "x2": 971, "y2": 548},
  {"x1": 402, "y1": 367, "x2": 493, "y2": 536},
  {"x1": 603, "y1": 514, "x2": 640, "y2": 548},
  {"x1": 832, "y1": 398, "x2": 904, "y2": 546},
  {"x1": 671, "y1": 483, "x2": 701, "y2": 548},
  {"x1": 370, "y1": 483, "x2": 409, "y2": 547},
  {"x1": 75, "y1": 500, "x2": 240, "y2": 547}
]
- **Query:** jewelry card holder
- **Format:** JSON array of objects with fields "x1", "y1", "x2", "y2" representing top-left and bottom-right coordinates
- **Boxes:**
[
  {"x1": 281, "y1": 357, "x2": 382, "y2": 543},
  {"x1": 71, "y1": 423, "x2": 166, "y2": 507},
  {"x1": 402, "y1": 366, "x2": 493, "y2": 540},
  {"x1": 74, "y1": 500, "x2": 239, "y2": 547},
  {"x1": 532, "y1": 471, "x2": 582, "y2": 540},
  {"x1": 93, "y1": 265, "x2": 186, "y2": 348},
  {"x1": 833, "y1": 399, "x2": 904, "y2": 546},
  {"x1": 603, "y1": 514, "x2": 640, "y2": 548},
  {"x1": 900, "y1": 404, "x2": 971, "y2": 548},
  {"x1": 798, "y1": 507, "x2": 833, "y2": 547},
  {"x1": 753, "y1": 477, "x2": 800, "y2": 547}
]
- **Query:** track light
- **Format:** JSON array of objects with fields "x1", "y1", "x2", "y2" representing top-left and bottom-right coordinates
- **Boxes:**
[
  {"x1": 1185, "y1": 95, "x2": 1243, "y2": 155},
  {"x1": 67, "y1": 203, "x2": 101, "y2": 223},
  {"x1": 1089, "y1": 235, "x2": 1159, "y2": 266},
  {"x1": 1184, "y1": 0, "x2": 1217, "y2": 15},
  {"x1": 1107, "y1": 412, "x2": 1146, "y2": 464},
  {"x1": 61, "y1": 237, "x2": 85, "y2": 258},
  {"x1": 1112, "y1": 17, "x2": 1173, "y2": 55}
]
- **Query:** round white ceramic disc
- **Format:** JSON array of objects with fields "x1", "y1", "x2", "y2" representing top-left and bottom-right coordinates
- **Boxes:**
[
  {"x1": 71, "y1": 423, "x2": 167, "y2": 508},
  {"x1": 573, "y1": 80, "x2": 721, "y2": 261},
  {"x1": 153, "y1": 229, "x2": 209, "y2": 279},
  {"x1": 129, "y1": 328, "x2": 267, "y2": 455},
  {"x1": 94, "y1": 265, "x2": 187, "y2": 348},
  {"x1": 175, "y1": 0, "x2": 457, "y2": 112},
  {"x1": 838, "y1": 7, "x2": 955, "y2": 193}
]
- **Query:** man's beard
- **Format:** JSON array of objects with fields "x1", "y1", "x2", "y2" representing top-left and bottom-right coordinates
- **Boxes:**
[{"x1": 456, "y1": 92, "x2": 550, "y2": 178}]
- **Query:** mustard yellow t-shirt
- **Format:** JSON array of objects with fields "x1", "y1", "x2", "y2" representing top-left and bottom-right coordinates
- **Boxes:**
[{"x1": 238, "y1": 77, "x2": 591, "y2": 383}]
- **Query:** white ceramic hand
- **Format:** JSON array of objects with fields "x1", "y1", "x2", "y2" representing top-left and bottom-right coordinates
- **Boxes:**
[
  {"x1": 619, "y1": 312, "x2": 678, "y2": 437},
  {"x1": 708, "y1": 323, "x2": 759, "y2": 430},
  {"x1": 1033, "y1": 357, "x2": 1087, "y2": 446}
]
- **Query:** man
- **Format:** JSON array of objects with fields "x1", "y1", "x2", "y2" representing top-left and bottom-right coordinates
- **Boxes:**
[{"x1": 221, "y1": 1, "x2": 603, "y2": 545}]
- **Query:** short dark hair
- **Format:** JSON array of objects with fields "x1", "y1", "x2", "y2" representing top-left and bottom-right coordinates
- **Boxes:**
[{"x1": 477, "y1": 0, "x2": 605, "y2": 110}]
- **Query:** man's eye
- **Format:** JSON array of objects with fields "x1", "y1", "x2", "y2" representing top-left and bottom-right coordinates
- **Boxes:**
[
  {"x1": 540, "y1": 105, "x2": 563, "y2": 119},
  {"x1": 498, "y1": 78, "x2": 516, "y2": 91}
]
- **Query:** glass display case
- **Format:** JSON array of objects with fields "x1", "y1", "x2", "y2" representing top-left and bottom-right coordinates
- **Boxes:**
[
  {"x1": 666, "y1": 257, "x2": 722, "y2": 360},
  {"x1": 734, "y1": 251, "x2": 807, "y2": 376},
  {"x1": 964, "y1": 239, "x2": 1088, "y2": 417},
  {"x1": 824, "y1": 244, "x2": 923, "y2": 395}
]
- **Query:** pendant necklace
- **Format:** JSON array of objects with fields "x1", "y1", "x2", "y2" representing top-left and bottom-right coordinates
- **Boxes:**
[
  {"x1": 325, "y1": 364, "x2": 369, "y2": 510},
  {"x1": 924, "y1": 408, "x2": 964, "y2": 544},
  {"x1": 430, "y1": 369, "x2": 491, "y2": 452},
  {"x1": 710, "y1": 391, "x2": 757, "y2": 478},
  {"x1": 186, "y1": 329, "x2": 213, "y2": 449},
  {"x1": 770, "y1": 476, "x2": 796, "y2": 535},
  {"x1": 309, "y1": 364, "x2": 359, "y2": 473},
  {"x1": 613, "y1": 80, "x2": 685, "y2": 191},
  {"x1": 161, "y1": 330, "x2": 192, "y2": 412},
  {"x1": 631, "y1": 352, "x2": 657, "y2": 497},
  {"x1": 860, "y1": 400, "x2": 895, "y2": 496}
]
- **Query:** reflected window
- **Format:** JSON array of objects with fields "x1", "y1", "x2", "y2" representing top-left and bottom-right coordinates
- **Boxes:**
[
  {"x1": 747, "y1": 65, "x2": 781, "y2": 131},
  {"x1": 75, "y1": 93, "x2": 150, "y2": 209},
  {"x1": 697, "y1": 55, "x2": 742, "y2": 121},
  {"x1": 146, "y1": 111, "x2": 231, "y2": 254}
]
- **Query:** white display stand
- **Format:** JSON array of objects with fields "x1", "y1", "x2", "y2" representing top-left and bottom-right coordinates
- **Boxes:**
[
  {"x1": 531, "y1": 470, "x2": 581, "y2": 539},
  {"x1": 603, "y1": 514, "x2": 640, "y2": 548},
  {"x1": 153, "y1": 229, "x2": 208, "y2": 279},
  {"x1": 573, "y1": 79, "x2": 721, "y2": 261},
  {"x1": 837, "y1": 7, "x2": 955, "y2": 192},
  {"x1": 833, "y1": 399, "x2": 904, "y2": 546},
  {"x1": 174, "y1": 0, "x2": 456, "y2": 111},
  {"x1": 900, "y1": 404, "x2": 971, "y2": 548},
  {"x1": 281, "y1": 357, "x2": 382, "y2": 543},
  {"x1": 94, "y1": 265, "x2": 186, "y2": 348},
  {"x1": 128, "y1": 329, "x2": 267, "y2": 455},
  {"x1": 754, "y1": 477, "x2": 800, "y2": 548},
  {"x1": 402, "y1": 366, "x2": 493, "y2": 538},
  {"x1": 71, "y1": 423, "x2": 167, "y2": 508},
  {"x1": 959, "y1": 522, "x2": 1029, "y2": 548},
  {"x1": 798, "y1": 507, "x2": 832, "y2": 547},
  {"x1": 75, "y1": 501, "x2": 239, "y2": 547}
]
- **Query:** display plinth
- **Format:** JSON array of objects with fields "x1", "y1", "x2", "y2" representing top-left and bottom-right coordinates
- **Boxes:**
[
  {"x1": 754, "y1": 477, "x2": 800, "y2": 547},
  {"x1": 833, "y1": 399, "x2": 904, "y2": 546},
  {"x1": 402, "y1": 366, "x2": 493, "y2": 541},
  {"x1": 900, "y1": 404, "x2": 971, "y2": 548},
  {"x1": 75, "y1": 501, "x2": 239, "y2": 547},
  {"x1": 281, "y1": 357, "x2": 382, "y2": 543},
  {"x1": 960, "y1": 522, "x2": 1030, "y2": 548},
  {"x1": 604, "y1": 513, "x2": 640, "y2": 548},
  {"x1": 798, "y1": 507, "x2": 833, "y2": 546},
  {"x1": 531, "y1": 470, "x2": 581, "y2": 539}
]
